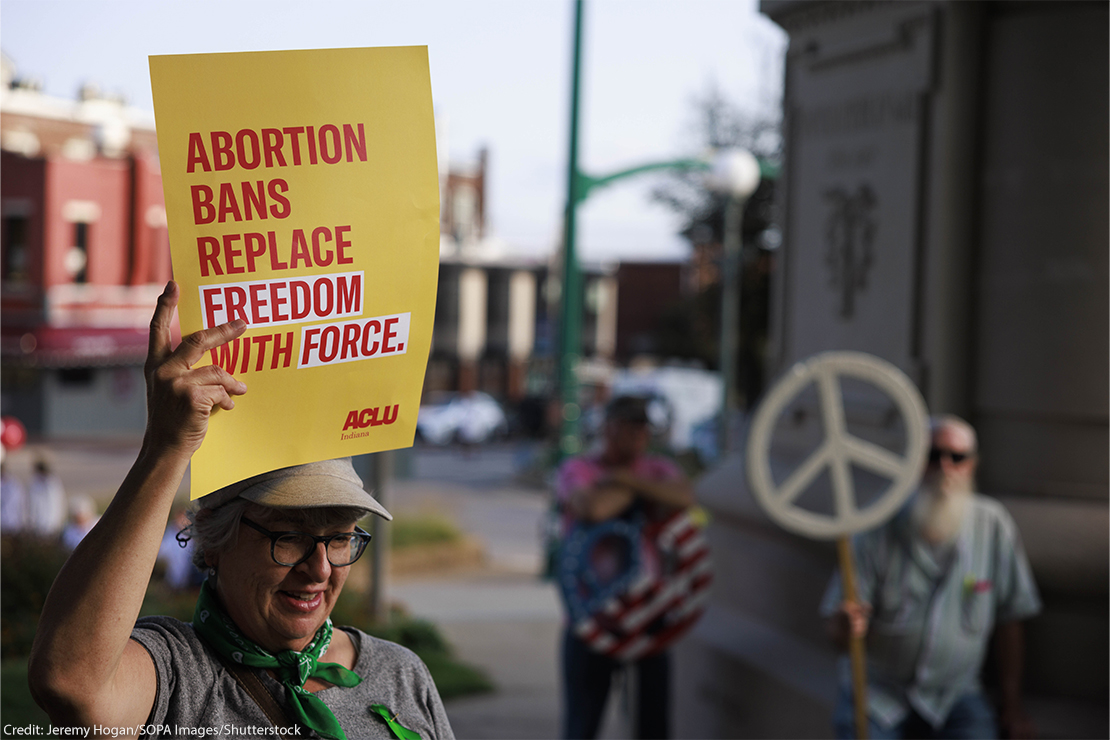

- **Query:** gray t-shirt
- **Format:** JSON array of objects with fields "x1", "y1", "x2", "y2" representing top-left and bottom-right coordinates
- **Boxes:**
[{"x1": 131, "y1": 616, "x2": 455, "y2": 739}]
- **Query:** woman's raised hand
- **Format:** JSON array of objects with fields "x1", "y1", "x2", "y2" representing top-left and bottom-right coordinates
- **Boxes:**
[
  {"x1": 28, "y1": 280, "x2": 242, "y2": 727},
  {"x1": 144, "y1": 281, "x2": 248, "y2": 457}
]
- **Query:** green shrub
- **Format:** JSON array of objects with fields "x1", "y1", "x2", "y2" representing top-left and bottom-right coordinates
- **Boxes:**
[
  {"x1": 389, "y1": 513, "x2": 463, "y2": 550},
  {"x1": 332, "y1": 601, "x2": 494, "y2": 700},
  {"x1": 364, "y1": 615, "x2": 451, "y2": 656},
  {"x1": 416, "y1": 651, "x2": 495, "y2": 699},
  {"x1": 139, "y1": 579, "x2": 201, "y2": 622},
  {"x1": 1, "y1": 660, "x2": 49, "y2": 726},
  {"x1": 0, "y1": 536, "x2": 69, "y2": 660}
]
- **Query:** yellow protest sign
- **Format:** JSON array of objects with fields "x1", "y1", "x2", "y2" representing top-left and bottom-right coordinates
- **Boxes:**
[{"x1": 149, "y1": 47, "x2": 439, "y2": 499}]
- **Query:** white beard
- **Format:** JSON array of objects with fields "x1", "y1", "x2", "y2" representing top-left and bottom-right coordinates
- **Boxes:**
[{"x1": 912, "y1": 482, "x2": 972, "y2": 546}]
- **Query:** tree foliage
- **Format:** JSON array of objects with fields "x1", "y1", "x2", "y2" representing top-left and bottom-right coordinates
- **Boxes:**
[
  {"x1": 652, "y1": 84, "x2": 781, "y2": 245},
  {"x1": 650, "y1": 85, "x2": 782, "y2": 407}
]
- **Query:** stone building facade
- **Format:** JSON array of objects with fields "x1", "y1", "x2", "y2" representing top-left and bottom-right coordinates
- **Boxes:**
[{"x1": 676, "y1": 2, "x2": 1108, "y2": 737}]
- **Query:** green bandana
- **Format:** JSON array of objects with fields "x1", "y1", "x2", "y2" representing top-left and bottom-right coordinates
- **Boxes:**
[{"x1": 193, "y1": 579, "x2": 361, "y2": 740}]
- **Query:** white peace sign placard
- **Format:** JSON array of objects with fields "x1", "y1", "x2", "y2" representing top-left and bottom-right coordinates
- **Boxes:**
[{"x1": 746, "y1": 352, "x2": 929, "y2": 540}]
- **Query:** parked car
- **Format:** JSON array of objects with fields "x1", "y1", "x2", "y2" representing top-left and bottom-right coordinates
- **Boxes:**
[{"x1": 416, "y1": 391, "x2": 509, "y2": 445}]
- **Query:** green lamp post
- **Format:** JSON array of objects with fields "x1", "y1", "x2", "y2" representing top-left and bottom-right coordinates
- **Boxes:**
[
  {"x1": 556, "y1": 0, "x2": 777, "y2": 460},
  {"x1": 705, "y1": 149, "x2": 763, "y2": 455},
  {"x1": 557, "y1": 0, "x2": 587, "y2": 459}
]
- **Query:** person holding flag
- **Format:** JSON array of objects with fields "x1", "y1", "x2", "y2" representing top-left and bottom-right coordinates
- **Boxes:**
[{"x1": 556, "y1": 395, "x2": 698, "y2": 739}]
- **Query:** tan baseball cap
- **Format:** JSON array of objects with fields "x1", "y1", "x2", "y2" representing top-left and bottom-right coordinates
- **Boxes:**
[{"x1": 197, "y1": 457, "x2": 392, "y2": 521}]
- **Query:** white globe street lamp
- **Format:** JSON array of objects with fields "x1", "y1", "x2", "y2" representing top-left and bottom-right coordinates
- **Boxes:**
[
  {"x1": 706, "y1": 148, "x2": 762, "y2": 456},
  {"x1": 706, "y1": 148, "x2": 762, "y2": 200}
]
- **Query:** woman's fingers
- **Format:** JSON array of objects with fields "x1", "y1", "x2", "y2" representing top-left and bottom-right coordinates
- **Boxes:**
[
  {"x1": 185, "y1": 364, "x2": 248, "y2": 399},
  {"x1": 146, "y1": 281, "x2": 179, "y2": 369},
  {"x1": 142, "y1": 289, "x2": 250, "y2": 454},
  {"x1": 216, "y1": 392, "x2": 236, "y2": 412},
  {"x1": 170, "y1": 318, "x2": 248, "y2": 370},
  {"x1": 183, "y1": 380, "x2": 236, "y2": 414},
  {"x1": 153, "y1": 335, "x2": 249, "y2": 415},
  {"x1": 146, "y1": 280, "x2": 247, "y2": 373}
]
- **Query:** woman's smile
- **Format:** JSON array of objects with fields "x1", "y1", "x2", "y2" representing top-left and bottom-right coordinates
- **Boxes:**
[{"x1": 211, "y1": 516, "x2": 355, "y2": 652}]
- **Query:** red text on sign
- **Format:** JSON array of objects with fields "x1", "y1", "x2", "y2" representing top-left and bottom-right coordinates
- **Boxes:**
[
  {"x1": 199, "y1": 271, "x2": 363, "y2": 329},
  {"x1": 191, "y1": 180, "x2": 292, "y2": 225},
  {"x1": 299, "y1": 313, "x2": 410, "y2": 369},
  {"x1": 342, "y1": 405, "x2": 400, "y2": 431},
  {"x1": 197, "y1": 226, "x2": 353, "y2": 277},
  {"x1": 208, "y1": 331, "x2": 295, "y2": 375},
  {"x1": 186, "y1": 124, "x2": 367, "y2": 173}
]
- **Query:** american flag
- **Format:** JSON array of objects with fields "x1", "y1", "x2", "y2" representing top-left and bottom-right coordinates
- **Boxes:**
[{"x1": 560, "y1": 510, "x2": 713, "y2": 661}]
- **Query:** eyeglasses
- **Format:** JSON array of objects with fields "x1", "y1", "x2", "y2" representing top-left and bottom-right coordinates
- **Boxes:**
[
  {"x1": 241, "y1": 517, "x2": 371, "y2": 567},
  {"x1": 929, "y1": 447, "x2": 973, "y2": 465}
]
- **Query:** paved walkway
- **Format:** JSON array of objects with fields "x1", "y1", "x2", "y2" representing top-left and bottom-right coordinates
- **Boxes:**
[
  {"x1": 388, "y1": 475, "x2": 572, "y2": 740},
  {"x1": 3, "y1": 437, "x2": 153, "y2": 504},
  {"x1": 393, "y1": 572, "x2": 564, "y2": 740}
]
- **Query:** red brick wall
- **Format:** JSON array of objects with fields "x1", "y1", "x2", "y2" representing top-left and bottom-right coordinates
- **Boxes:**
[
  {"x1": 0, "y1": 152, "x2": 47, "y2": 289},
  {"x1": 43, "y1": 157, "x2": 131, "y2": 286},
  {"x1": 615, "y1": 262, "x2": 683, "y2": 359},
  {"x1": 130, "y1": 152, "x2": 170, "y2": 285}
]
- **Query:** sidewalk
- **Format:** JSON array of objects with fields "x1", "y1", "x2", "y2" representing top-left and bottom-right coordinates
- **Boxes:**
[
  {"x1": 388, "y1": 477, "x2": 568, "y2": 739},
  {"x1": 392, "y1": 572, "x2": 563, "y2": 740},
  {"x1": 2, "y1": 437, "x2": 152, "y2": 505}
]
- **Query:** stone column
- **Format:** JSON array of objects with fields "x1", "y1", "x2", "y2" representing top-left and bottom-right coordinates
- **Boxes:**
[
  {"x1": 457, "y1": 267, "x2": 487, "y2": 392},
  {"x1": 507, "y1": 269, "x2": 536, "y2": 399},
  {"x1": 593, "y1": 275, "x2": 618, "y2": 361}
]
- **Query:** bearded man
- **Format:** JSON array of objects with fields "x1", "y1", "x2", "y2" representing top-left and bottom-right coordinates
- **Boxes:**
[{"x1": 821, "y1": 415, "x2": 1041, "y2": 740}]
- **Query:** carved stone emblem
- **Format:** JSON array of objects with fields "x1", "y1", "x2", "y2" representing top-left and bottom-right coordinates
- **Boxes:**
[{"x1": 823, "y1": 184, "x2": 876, "y2": 319}]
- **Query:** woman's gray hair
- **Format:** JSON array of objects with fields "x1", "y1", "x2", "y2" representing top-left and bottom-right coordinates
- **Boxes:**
[{"x1": 186, "y1": 500, "x2": 368, "y2": 571}]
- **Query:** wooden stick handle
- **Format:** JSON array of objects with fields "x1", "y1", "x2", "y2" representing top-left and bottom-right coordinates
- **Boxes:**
[{"x1": 837, "y1": 536, "x2": 869, "y2": 740}]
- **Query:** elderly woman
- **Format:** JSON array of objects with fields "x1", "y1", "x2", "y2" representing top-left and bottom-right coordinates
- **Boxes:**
[{"x1": 28, "y1": 282, "x2": 454, "y2": 739}]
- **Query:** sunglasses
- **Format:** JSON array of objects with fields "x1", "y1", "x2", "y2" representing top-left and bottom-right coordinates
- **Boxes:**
[{"x1": 929, "y1": 447, "x2": 973, "y2": 465}]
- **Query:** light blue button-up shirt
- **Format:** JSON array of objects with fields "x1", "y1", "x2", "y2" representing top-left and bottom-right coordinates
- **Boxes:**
[{"x1": 820, "y1": 493, "x2": 1042, "y2": 729}]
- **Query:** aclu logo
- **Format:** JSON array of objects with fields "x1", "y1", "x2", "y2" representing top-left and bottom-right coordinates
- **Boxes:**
[{"x1": 341, "y1": 404, "x2": 400, "y2": 440}]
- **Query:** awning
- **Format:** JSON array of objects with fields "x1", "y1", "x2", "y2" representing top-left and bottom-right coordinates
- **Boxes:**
[{"x1": 1, "y1": 325, "x2": 157, "y2": 368}]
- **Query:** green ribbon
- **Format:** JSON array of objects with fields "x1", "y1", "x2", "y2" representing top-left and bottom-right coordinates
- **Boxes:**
[
  {"x1": 193, "y1": 579, "x2": 361, "y2": 740},
  {"x1": 371, "y1": 705, "x2": 422, "y2": 740}
]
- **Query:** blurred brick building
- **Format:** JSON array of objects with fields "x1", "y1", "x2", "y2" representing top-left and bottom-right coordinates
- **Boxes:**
[
  {"x1": 1, "y1": 54, "x2": 170, "y2": 436},
  {"x1": 1, "y1": 58, "x2": 689, "y2": 437}
]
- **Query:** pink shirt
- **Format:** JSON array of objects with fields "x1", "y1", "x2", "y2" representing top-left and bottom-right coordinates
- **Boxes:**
[{"x1": 555, "y1": 454, "x2": 683, "y2": 534}]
